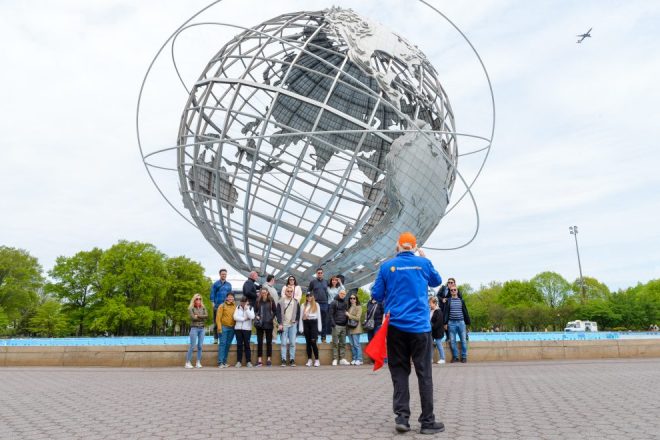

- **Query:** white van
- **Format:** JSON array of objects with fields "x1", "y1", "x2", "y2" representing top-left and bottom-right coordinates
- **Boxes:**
[{"x1": 564, "y1": 320, "x2": 598, "y2": 332}]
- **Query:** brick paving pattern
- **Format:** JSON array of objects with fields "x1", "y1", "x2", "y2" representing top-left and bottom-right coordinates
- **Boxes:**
[{"x1": 1, "y1": 358, "x2": 659, "y2": 439}]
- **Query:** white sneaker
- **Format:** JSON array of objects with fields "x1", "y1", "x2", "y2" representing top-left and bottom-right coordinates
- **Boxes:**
[
  {"x1": 235, "y1": 362, "x2": 242, "y2": 368},
  {"x1": 246, "y1": 362, "x2": 253, "y2": 368},
  {"x1": 195, "y1": 361, "x2": 202, "y2": 368},
  {"x1": 350, "y1": 360, "x2": 355, "y2": 365},
  {"x1": 437, "y1": 359, "x2": 446, "y2": 364},
  {"x1": 340, "y1": 359, "x2": 350, "y2": 366},
  {"x1": 314, "y1": 360, "x2": 320, "y2": 367},
  {"x1": 184, "y1": 362, "x2": 193, "y2": 369},
  {"x1": 355, "y1": 360, "x2": 363, "y2": 366},
  {"x1": 332, "y1": 359, "x2": 338, "y2": 366},
  {"x1": 305, "y1": 359, "x2": 313, "y2": 367}
]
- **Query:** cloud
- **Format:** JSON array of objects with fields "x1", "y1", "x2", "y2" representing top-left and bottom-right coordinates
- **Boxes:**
[{"x1": 1, "y1": 0, "x2": 659, "y2": 292}]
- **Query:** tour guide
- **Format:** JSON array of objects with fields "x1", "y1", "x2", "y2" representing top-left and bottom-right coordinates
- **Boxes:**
[{"x1": 371, "y1": 232, "x2": 444, "y2": 435}]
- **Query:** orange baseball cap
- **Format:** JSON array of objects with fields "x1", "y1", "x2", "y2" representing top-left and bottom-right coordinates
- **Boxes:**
[{"x1": 398, "y1": 232, "x2": 417, "y2": 249}]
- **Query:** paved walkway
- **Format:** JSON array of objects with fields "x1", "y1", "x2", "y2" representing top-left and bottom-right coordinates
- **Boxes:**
[{"x1": 1, "y1": 358, "x2": 659, "y2": 439}]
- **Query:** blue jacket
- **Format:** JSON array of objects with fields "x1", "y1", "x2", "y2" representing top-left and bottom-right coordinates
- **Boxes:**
[
  {"x1": 371, "y1": 251, "x2": 442, "y2": 333},
  {"x1": 210, "y1": 280, "x2": 232, "y2": 306}
]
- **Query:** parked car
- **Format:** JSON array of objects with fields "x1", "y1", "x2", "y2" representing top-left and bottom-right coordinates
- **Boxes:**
[{"x1": 564, "y1": 320, "x2": 598, "y2": 332}]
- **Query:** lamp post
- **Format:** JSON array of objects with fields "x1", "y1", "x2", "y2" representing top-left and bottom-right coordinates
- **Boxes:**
[{"x1": 569, "y1": 226, "x2": 586, "y2": 302}]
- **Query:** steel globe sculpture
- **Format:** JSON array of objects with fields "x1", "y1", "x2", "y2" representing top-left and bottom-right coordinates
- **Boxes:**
[{"x1": 138, "y1": 4, "x2": 494, "y2": 288}]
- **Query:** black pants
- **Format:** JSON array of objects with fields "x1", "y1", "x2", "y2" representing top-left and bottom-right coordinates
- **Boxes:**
[
  {"x1": 212, "y1": 306, "x2": 219, "y2": 339},
  {"x1": 303, "y1": 320, "x2": 319, "y2": 359},
  {"x1": 235, "y1": 329, "x2": 251, "y2": 363},
  {"x1": 256, "y1": 327, "x2": 273, "y2": 358},
  {"x1": 319, "y1": 303, "x2": 329, "y2": 339},
  {"x1": 387, "y1": 325, "x2": 435, "y2": 426}
]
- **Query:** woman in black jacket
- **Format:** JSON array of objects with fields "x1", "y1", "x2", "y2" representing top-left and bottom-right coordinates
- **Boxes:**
[
  {"x1": 365, "y1": 299, "x2": 384, "y2": 342},
  {"x1": 255, "y1": 287, "x2": 277, "y2": 367},
  {"x1": 429, "y1": 297, "x2": 446, "y2": 364}
]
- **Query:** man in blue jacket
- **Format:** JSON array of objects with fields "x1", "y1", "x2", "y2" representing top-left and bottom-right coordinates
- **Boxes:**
[
  {"x1": 210, "y1": 269, "x2": 232, "y2": 344},
  {"x1": 371, "y1": 232, "x2": 445, "y2": 435}
]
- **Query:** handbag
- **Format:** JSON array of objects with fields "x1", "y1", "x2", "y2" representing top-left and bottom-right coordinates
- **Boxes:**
[
  {"x1": 347, "y1": 318, "x2": 359, "y2": 329},
  {"x1": 362, "y1": 304, "x2": 377, "y2": 331}
]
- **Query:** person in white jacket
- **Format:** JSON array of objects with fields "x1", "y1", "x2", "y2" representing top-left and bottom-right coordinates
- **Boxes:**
[
  {"x1": 233, "y1": 297, "x2": 255, "y2": 367},
  {"x1": 299, "y1": 294, "x2": 323, "y2": 367}
]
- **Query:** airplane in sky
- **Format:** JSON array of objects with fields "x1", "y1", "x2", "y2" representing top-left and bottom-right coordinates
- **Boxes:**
[{"x1": 577, "y1": 28, "x2": 592, "y2": 43}]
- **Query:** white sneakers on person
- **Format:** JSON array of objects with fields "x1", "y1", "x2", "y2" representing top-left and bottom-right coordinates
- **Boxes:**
[
  {"x1": 350, "y1": 360, "x2": 355, "y2": 365},
  {"x1": 246, "y1": 362, "x2": 253, "y2": 368},
  {"x1": 332, "y1": 359, "x2": 338, "y2": 366},
  {"x1": 314, "y1": 360, "x2": 320, "y2": 367},
  {"x1": 185, "y1": 362, "x2": 193, "y2": 369},
  {"x1": 354, "y1": 360, "x2": 363, "y2": 366},
  {"x1": 306, "y1": 359, "x2": 313, "y2": 367},
  {"x1": 340, "y1": 359, "x2": 350, "y2": 366},
  {"x1": 437, "y1": 359, "x2": 446, "y2": 364},
  {"x1": 195, "y1": 361, "x2": 202, "y2": 368}
]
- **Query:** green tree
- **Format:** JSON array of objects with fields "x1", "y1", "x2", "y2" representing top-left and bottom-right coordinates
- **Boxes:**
[
  {"x1": 0, "y1": 246, "x2": 43, "y2": 335},
  {"x1": 498, "y1": 280, "x2": 544, "y2": 307},
  {"x1": 29, "y1": 299, "x2": 69, "y2": 337},
  {"x1": 47, "y1": 248, "x2": 103, "y2": 336},
  {"x1": 609, "y1": 281, "x2": 660, "y2": 330},
  {"x1": 531, "y1": 271, "x2": 571, "y2": 308},
  {"x1": 572, "y1": 276, "x2": 610, "y2": 303},
  {"x1": 524, "y1": 303, "x2": 552, "y2": 331},
  {"x1": 555, "y1": 297, "x2": 578, "y2": 330},
  {"x1": 164, "y1": 256, "x2": 211, "y2": 335},
  {"x1": 89, "y1": 241, "x2": 167, "y2": 335},
  {"x1": 504, "y1": 304, "x2": 528, "y2": 331},
  {"x1": 0, "y1": 305, "x2": 9, "y2": 335},
  {"x1": 463, "y1": 282, "x2": 503, "y2": 330},
  {"x1": 577, "y1": 298, "x2": 621, "y2": 329},
  {"x1": 458, "y1": 283, "x2": 474, "y2": 296},
  {"x1": 637, "y1": 280, "x2": 660, "y2": 328}
]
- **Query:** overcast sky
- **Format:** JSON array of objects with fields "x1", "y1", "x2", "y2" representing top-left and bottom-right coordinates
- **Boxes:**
[{"x1": 2, "y1": 0, "x2": 659, "y2": 291}]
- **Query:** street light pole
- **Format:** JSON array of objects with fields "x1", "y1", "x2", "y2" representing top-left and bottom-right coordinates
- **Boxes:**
[{"x1": 569, "y1": 226, "x2": 586, "y2": 302}]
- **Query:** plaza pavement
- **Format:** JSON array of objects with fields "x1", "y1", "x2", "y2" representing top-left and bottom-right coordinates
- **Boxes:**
[{"x1": 1, "y1": 358, "x2": 659, "y2": 440}]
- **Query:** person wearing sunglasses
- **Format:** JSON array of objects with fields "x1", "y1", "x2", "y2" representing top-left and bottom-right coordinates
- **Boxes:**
[
  {"x1": 443, "y1": 284, "x2": 471, "y2": 363},
  {"x1": 281, "y1": 275, "x2": 303, "y2": 302},
  {"x1": 436, "y1": 278, "x2": 461, "y2": 313},
  {"x1": 185, "y1": 294, "x2": 208, "y2": 369}
]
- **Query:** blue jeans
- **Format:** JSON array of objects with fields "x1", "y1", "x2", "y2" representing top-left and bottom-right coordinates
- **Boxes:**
[
  {"x1": 217, "y1": 326, "x2": 235, "y2": 365},
  {"x1": 186, "y1": 327, "x2": 205, "y2": 363},
  {"x1": 433, "y1": 337, "x2": 445, "y2": 361},
  {"x1": 448, "y1": 320, "x2": 467, "y2": 360},
  {"x1": 349, "y1": 334, "x2": 362, "y2": 361},
  {"x1": 280, "y1": 325, "x2": 297, "y2": 361}
]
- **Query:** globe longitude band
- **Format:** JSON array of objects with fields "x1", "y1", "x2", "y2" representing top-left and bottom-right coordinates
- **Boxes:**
[{"x1": 137, "y1": 1, "x2": 494, "y2": 288}]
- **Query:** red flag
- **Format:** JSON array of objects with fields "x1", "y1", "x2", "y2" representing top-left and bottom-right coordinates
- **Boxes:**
[{"x1": 365, "y1": 314, "x2": 390, "y2": 371}]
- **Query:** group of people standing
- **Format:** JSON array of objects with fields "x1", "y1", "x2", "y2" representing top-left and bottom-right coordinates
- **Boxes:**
[
  {"x1": 430, "y1": 277, "x2": 471, "y2": 363},
  {"x1": 186, "y1": 269, "x2": 470, "y2": 369},
  {"x1": 185, "y1": 267, "x2": 384, "y2": 369},
  {"x1": 187, "y1": 231, "x2": 469, "y2": 435}
]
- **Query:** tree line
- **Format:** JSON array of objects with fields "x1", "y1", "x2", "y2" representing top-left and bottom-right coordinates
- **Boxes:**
[
  {"x1": 1, "y1": 243, "x2": 658, "y2": 337},
  {"x1": 460, "y1": 272, "x2": 659, "y2": 332},
  {"x1": 0, "y1": 242, "x2": 210, "y2": 337}
]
